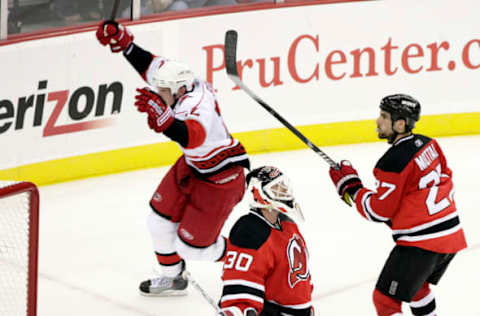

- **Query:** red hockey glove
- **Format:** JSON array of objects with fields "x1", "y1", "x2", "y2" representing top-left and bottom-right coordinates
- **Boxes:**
[
  {"x1": 329, "y1": 160, "x2": 363, "y2": 206},
  {"x1": 134, "y1": 88, "x2": 174, "y2": 133},
  {"x1": 95, "y1": 20, "x2": 133, "y2": 53}
]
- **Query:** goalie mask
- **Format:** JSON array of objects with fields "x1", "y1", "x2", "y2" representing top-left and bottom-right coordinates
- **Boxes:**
[
  {"x1": 151, "y1": 60, "x2": 195, "y2": 94},
  {"x1": 246, "y1": 166, "x2": 305, "y2": 222}
]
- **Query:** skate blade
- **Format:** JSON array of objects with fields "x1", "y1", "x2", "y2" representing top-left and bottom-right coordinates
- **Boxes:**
[{"x1": 139, "y1": 289, "x2": 188, "y2": 297}]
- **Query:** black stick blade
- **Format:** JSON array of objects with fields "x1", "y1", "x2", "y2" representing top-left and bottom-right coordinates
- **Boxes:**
[
  {"x1": 225, "y1": 30, "x2": 239, "y2": 76},
  {"x1": 110, "y1": 0, "x2": 120, "y2": 20}
]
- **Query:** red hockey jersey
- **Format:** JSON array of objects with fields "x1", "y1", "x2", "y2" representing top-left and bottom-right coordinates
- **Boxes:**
[
  {"x1": 220, "y1": 211, "x2": 313, "y2": 316},
  {"x1": 354, "y1": 134, "x2": 467, "y2": 254}
]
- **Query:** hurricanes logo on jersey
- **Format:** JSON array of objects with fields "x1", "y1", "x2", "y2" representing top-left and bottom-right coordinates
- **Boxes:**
[{"x1": 287, "y1": 234, "x2": 309, "y2": 288}]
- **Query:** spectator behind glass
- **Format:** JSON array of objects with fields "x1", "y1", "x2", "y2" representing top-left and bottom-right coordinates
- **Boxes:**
[
  {"x1": 5, "y1": 0, "x2": 268, "y2": 36},
  {"x1": 120, "y1": 0, "x2": 268, "y2": 17},
  {"x1": 120, "y1": 0, "x2": 175, "y2": 16},
  {"x1": 51, "y1": 0, "x2": 104, "y2": 24}
]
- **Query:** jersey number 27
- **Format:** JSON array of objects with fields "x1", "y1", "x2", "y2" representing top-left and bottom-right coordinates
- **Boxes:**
[{"x1": 419, "y1": 164, "x2": 451, "y2": 215}]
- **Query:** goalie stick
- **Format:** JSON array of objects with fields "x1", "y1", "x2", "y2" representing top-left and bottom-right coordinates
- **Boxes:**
[
  {"x1": 224, "y1": 30, "x2": 339, "y2": 169},
  {"x1": 182, "y1": 271, "x2": 222, "y2": 313}
]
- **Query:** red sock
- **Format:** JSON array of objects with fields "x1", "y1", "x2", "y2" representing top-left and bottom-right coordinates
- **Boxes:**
[
  {"x1": 373, "y1": 288, "x2": 402, "y2": 316},
  {"x1": 410, "y1": 282, "x2": 436, "y2": 316}
]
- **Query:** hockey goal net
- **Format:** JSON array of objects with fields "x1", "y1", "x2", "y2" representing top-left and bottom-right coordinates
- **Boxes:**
[{"x1": 0, "y1": 181, "x2": 39, "y2": 316}]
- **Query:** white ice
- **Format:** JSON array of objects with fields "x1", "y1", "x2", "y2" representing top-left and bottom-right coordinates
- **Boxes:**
[{"x1": 37, "y1": 135, "x2": 480, "y2": 316}]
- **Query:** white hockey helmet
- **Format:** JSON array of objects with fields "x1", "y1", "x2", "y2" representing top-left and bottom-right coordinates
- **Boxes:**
[
  {"x1": 151, "y1": 60, "x2": 195, "y2": 94},
  {"x1": 246, "y1": 166, "x2": 305, "y2": 222}
]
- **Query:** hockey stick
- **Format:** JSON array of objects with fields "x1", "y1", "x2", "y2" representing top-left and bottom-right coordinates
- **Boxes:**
[
  {"x1": 224, "y1": 30, "x2": 339, "y2": 169},
  {"x1": 182, "y1": 271, "x2": 222, "y2": 313},
  {"x1": 110, "y1": 0, "x2": 120, "y2": 20}
]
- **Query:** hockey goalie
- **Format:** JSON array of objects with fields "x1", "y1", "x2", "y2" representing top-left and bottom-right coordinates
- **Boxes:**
[{"x1": 218, "y1": 166, "x2": 314, "y2": 316}]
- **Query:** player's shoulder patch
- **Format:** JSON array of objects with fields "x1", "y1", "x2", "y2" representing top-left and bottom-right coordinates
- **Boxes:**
[
  {"x1": 229, "y1": 213, "x2": 271, "y2": 250},
  {"x1": 376, "y1": 134, "x2": 432, "y2": 173}
]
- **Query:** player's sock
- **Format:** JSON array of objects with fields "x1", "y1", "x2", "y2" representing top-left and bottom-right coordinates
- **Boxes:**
[
  {"x1": 155, "y1": 251, "x2": 183, "y2": 271},
  {"x1": 373, "y1": 288, "x2": 402, "y2": 316},
  {"x1": 409, "y1": 282, "x2": 436, "y2": 316}
]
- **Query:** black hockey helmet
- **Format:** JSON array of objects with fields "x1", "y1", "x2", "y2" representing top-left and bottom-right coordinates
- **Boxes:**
[{"x1": 379, "y1": 94, "x2": 421, "y2": 132}]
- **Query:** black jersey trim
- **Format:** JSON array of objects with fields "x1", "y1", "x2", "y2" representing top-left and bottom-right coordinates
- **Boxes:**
[
  {"x1": 229, "y1": 213, "x2": 271, "y2": 250},
  {"x1": 250, "y1": 209, "x2": 282, "y2": 230},
  {"x1": 123, "y1": 43, "x2": 153, "y2": 76},
  {"x1": 222, "y1": 284, "x2": 265, "y2": 300},
  {"x1": 263, "y1": 300, "x2": 312, "y2": 316},
  {"x1": 376, "y1": 134, "x2": 431, "y2": 173},
  {"x1": 392, "y1": 215, "x2": 460, "y2": 241},
  {"x1": 163, "y1": 119, "x2": 189, "y2": 147},
  {"x1": 191, "y1": 160, "x2": 250, "y2": 182},
  {"x1": 361, "y1": 192, "x2": 390, "y2": 223}
]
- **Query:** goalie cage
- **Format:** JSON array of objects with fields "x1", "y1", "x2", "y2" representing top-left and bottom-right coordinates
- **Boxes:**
[{"x1": 0, "y1": 181, "x2": 39, "y2": 316}]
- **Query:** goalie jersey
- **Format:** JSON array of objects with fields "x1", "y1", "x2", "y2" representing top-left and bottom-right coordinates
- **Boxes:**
[
  {"x1": 354, "y1": 134, "x2": 467, "y2": 254},
  {"x1": 220, "y1": 211, "x2": 313, "y2": 316}
]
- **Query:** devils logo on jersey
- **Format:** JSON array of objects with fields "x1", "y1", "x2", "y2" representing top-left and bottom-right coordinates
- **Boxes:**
[{"x1": 287, "y1": 234, "x2": 309, "y2": 288}]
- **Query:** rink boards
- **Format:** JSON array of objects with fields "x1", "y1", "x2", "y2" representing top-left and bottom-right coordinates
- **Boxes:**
[{"x1": 0, "y1": 0, "x2": 479, "y2": 185}]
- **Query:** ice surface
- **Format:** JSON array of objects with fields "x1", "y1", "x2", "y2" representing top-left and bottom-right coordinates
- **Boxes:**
[{"x1": 37, "y1": 135, "x2": 480, "y2": 315}]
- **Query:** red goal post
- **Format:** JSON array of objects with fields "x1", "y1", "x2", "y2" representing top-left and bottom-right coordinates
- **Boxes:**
[{"x1": 0, "y1": 181, "x2": 39, "y2": 316}]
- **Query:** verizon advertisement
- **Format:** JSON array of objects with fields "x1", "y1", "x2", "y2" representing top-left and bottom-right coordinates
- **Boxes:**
[{"x1": 1, "y1": 0, "x2": 479, "y2": 170}]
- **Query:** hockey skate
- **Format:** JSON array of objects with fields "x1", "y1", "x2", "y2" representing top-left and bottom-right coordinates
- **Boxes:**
[{"x1": 139, "y1": 260, "x2": 188, "y2": 297}]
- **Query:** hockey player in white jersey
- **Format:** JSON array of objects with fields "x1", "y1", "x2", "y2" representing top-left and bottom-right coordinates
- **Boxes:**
[{"x1": 96, "y1": 21, "x2": 250, "y2": 296}]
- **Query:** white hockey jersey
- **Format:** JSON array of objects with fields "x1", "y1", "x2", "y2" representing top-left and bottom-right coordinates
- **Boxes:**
[{"x1": 145, "y1": 56, "x2": 249, "y2": 177}]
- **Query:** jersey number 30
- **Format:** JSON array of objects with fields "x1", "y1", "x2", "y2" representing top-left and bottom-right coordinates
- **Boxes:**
[{"x1": 224, "y1": 251, "x2": 253, "y2": 272}]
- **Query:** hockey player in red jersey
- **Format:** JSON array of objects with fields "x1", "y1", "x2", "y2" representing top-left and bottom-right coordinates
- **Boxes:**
[
  {"x1": 218, "y1": 166, "x2": 313, "y2": 316},
  {"x1": 96, "y1": 21, "x2": 250, "y2": 296},
  {"x1": 329, "y1": 94, "x2": 467, "y2": 316}
]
